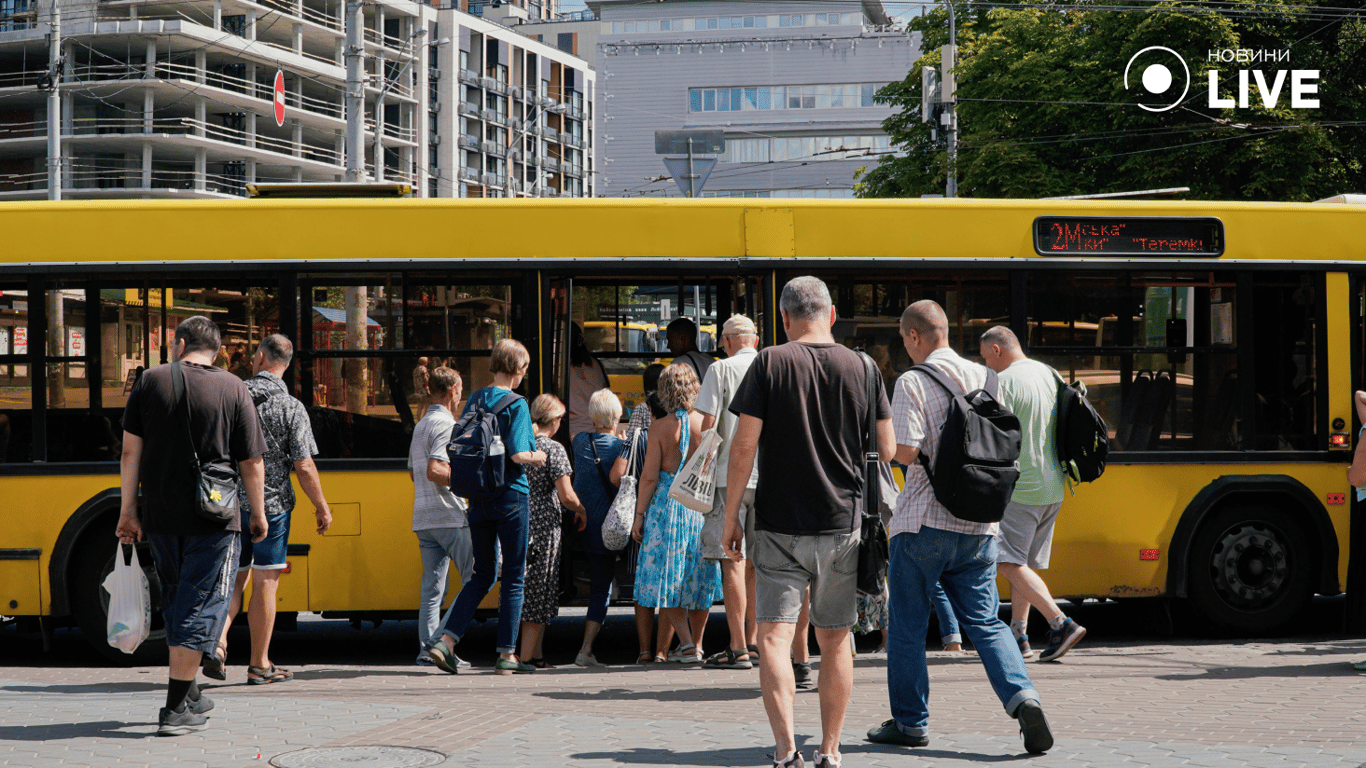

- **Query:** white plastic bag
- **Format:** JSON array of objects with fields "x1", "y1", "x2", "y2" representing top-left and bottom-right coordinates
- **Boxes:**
[
  {"x1": 103, "y1": 543, "x2": 151, "y2": 654},
  {"x1": 668, "y1": 428, "x2": 723, "y2": 513}
]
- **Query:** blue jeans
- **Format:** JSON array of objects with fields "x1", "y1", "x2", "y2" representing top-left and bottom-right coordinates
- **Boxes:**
[
  {"x1": 585, "y1": 552, "x2": 616, "y2": 624},
  {"x1": 887, "y1": 527, "x2": 1038, "y2": 736},
  {"x1": 931, "y1": 583, "x2": 962, "y2": 645},
  {"x1": 436, "y1": 488, "x2": 529, "y2": 655}
]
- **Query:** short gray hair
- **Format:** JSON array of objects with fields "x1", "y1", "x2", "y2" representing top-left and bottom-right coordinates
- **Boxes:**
[
  {"x1": 980, "y1": 326, "x2": 1020, "y2": 353},
  {"x1": 588, "y1": 388, "x2": 623, "y2": 429},
  {"x1": 174, "y1": 316, "x2": 221, "y2": 355},
  {"x1": 256, "y1": 334, "x2": 294, "y2": 367},
  {"x1": 779, "y1": 276, "x2": 832, "y2": 322}
]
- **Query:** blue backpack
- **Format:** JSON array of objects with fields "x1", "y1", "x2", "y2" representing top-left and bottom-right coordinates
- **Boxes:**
[{"x1": 446, "y1": 392, "x2": 522, "y2": 499}]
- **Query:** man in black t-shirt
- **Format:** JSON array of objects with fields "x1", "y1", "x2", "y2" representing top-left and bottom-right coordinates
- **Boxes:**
[
  {"x1": 724, "y1": 276, "x2": 895, "y2": 768},
  {"x1": 116, "y1": 316, "x2": 267, "y2": 737},
  {"x1": 666, "y1": 316, "x2": 715, "y2": 382}
]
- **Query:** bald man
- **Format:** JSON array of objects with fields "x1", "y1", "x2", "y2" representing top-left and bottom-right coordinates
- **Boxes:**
[
  {"x1": 866, "y1": 300, "x2": 1053, "y2": 756},
  {"x1": 980, "y1": 326, "x2": 1086, "y2": 663}
]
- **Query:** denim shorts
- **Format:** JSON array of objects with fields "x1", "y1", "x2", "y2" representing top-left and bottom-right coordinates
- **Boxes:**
[
  {"x1": 147, "y1": 530, "x2": 239, "y2": 653},
  {"x1": 238, "y1": 510, "x2": 290, "y2": 571},
  {"x1": 752, "y1": 528, "x2": 860, "y2": 630}
]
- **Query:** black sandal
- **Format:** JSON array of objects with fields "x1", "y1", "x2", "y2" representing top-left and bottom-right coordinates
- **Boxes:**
[
  {"x1": 705, "y1": 648, "x2": 754, "y2": 669},
  {"x1": 527, "y1": 657, "x2": 552, "y2": 669},
  {"x1": 202, "y1": 643, "x2": 227, "y2": 681}
]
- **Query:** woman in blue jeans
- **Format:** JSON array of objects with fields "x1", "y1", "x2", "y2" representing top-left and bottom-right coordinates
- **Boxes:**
[
  {"x1": 426, "y1": 340, "x2": 547, "y2": 676},
  {"x1": 571, "y1": 388, "x2": 628, "y2": 667}
]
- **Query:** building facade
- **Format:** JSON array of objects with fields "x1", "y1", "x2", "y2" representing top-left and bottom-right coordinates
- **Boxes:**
[
  {"x1": 0, "y1": 0, "x2": 592, "y2": 199},
  {"x1": 588, "y1": 0, "x2": 917, "y2": 198}
]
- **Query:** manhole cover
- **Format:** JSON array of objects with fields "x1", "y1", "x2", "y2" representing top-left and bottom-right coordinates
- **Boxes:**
[{"x1": 270, "y1": 746, "x2": 447, "y2": 767}]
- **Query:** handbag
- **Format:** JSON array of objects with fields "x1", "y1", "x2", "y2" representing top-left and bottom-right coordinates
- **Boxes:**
[
  {"x1": 171, "y1": 361, "x2": 241, "y2": 525},
  {"x1": 667, "y1": 426, "x2": 723, "y2": 513},
  {"x1": 855, "y1": 350, "x2": 890, "y2": 595},
  {"x1": 601, "y1": 431, "x2": 640, "y2": 551}
]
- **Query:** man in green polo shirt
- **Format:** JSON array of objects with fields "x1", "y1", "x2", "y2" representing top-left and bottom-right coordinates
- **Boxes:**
[{"x1": 980, "y1": 326, "x2": 1087, "y2": 663}]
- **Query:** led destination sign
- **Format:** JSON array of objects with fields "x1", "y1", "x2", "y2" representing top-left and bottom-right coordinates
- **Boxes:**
[{"x1": 1034, "y1": 216, "x2": 1224, "y2": 257}]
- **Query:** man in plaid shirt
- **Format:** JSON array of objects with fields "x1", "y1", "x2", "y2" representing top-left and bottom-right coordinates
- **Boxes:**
[{"x1": 865, "y1": 300, "x2": 1054, "y2": 755}]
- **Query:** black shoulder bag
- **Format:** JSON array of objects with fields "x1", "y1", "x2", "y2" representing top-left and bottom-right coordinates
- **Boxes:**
[
  {"x1": 855, "y1": 351, "x2": 890, "y2": 595},
  {"x1": 172, "y1": 361, "x2": 241, "y2": 525}
]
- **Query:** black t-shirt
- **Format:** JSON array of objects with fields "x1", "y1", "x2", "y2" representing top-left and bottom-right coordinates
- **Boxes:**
[
  {"x1": 729, "y1": 342, "x2": 891, "y2": 536},
  {"x1": 122, "y1": 362, "x2": 268, "y2": 535}
]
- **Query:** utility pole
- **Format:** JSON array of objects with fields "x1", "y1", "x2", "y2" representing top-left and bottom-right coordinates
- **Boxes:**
[
  {"x1": 344, "y1": 0, "x2": 364, "y2": 181},
  {"x1": 943, "y1": 0, "x2": 959, "y2": 198},
  {"x1": 46, "y1": 0, "x2": 60, "y2": 201},
  {"x1": 685, "y1": 137, "x2": 695, "y2": 198}
]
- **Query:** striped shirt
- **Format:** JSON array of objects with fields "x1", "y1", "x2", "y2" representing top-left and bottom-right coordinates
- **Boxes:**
[{"x1": 889, "y1": 347, "x2": 1000, "y2": 538}]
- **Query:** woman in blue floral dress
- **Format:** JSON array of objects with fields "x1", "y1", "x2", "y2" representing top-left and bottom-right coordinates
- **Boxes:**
[{"x1": 631, "y1": 363, "x2": 722, "y2": 663}]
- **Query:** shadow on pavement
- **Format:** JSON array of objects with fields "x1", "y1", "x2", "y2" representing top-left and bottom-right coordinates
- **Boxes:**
[
  {"x1": 288, "y1": 669, "x2": 434, "y2": 681},
  {"x1": 0, "y1": 720, "x2": 147, "y2": 741},
  {"x1": 1, "y1": 682, "x2": 163, "y2": 694},
  {"x1": 843, "y1": 743, "x2": 1034, "y2": 762},
  {"x1": 1156, "y1": 660, "x2": 1364, "y2": 681},
  {"x1": 537, "y1": 686, "x2": 761, "y2": 702}
]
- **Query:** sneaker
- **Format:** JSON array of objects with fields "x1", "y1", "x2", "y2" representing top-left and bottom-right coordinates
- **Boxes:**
[
  {"x1": 812, "y1": 751, "x2": 841, "y2": 767},
  {"x1": 865, "y1": 719, "x2": 928, "y2": 747},
  {"x1": 1016, "y1": 634, "x2": 1035, "y2": 659},
  {"x1": 415, "y1": 654, "x2": 436, "y2": 667},
  {"x1": 425, "y1": 643, "x2": 461, "y2": 675},
  {"x1": 574, "y1": 652, "x2": 603, "y2": 668},
  {"x1": 772, "y1": 751, "x2": 804, "y2": 767},
  {"x1": 1015, "y1": 700, "x2": 1054, "y2": 754},
  {"x1": 185, "y1": 694, "x2": 214, "y2": 716},
  {"x1": 1354, "y1": 659, "x2": 1366, "y2": 671},
  {"x1": 792, "y1": 661, "x2": 813, "y2": 689},
  {"x1": 156, "y1": 705, "x2": 207, "y2": 736},
  {"x1": 1037, "y1": 618, "x2": 1086, "y2": 662},
  {"x1": 495, "y1": 658, "x2": 536, "y2": 675}
]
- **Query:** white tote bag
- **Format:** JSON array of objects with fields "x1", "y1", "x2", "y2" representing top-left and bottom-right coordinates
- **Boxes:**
[
  {"x1": 668, "y1": 427, "x2": 723, "y2": 513},
  {"x1": 103, "y1": 544, "x2": 151, "y2": 655},
  {"x1": 601, "y1": 431, "x2": 641, "y2": 551}
]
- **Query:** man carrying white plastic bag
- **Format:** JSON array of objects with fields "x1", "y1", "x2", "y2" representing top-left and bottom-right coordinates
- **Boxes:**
[{"x1": 104, "y1": 543, "x2": 151, "y2": 654}]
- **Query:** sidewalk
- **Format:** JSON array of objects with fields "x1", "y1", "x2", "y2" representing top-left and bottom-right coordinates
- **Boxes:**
[{"x1": 2, "y1": 635, "x2": 1365, "y2": 767}]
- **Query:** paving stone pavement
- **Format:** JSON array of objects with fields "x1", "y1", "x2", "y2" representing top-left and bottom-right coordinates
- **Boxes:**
[{"x1": 2, "y1": 637, "x2": 1366, "y2": 767}]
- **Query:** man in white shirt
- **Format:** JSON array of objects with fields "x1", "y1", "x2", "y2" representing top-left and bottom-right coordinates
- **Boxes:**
[
  {"x1": 408, "y1": 366, "x2": 474, "y2": 668},
  {"x1": 867, "y1": 301, "x2": 1053, "y2": 755},
  {"x1": 696, "y1": 315, "x2": 761, "y2": 670}
]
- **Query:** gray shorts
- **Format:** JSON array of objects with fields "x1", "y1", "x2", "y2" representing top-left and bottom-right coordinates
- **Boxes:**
[
  {"x1": 752, "y1": 529, "x2": 859, "y2": 630},
  {"x1": 701, "y1": 486, "x2": 756, "y2": 561},
  {"x1": 996, "y1": 500, "x2": 1063, "y2": 569}
]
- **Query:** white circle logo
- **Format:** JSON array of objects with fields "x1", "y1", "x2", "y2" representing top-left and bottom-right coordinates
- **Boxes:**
[{"x1": 1124, "y1": 47, "x2": 1190, "y2": 112}]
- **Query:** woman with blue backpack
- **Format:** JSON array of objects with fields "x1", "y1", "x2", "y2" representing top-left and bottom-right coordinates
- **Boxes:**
[{"x1": 426, "y1": 339, "x2": 547, "y2": 676}]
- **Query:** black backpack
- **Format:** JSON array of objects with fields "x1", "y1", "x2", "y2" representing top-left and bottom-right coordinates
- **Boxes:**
[
  {"x1": 913, "y1": 364, "x2": 1022, "y2": 524},
  {"x1": 447, "y1": 392, "x2": 521, "y2": 499},
  {"x1": 1054, "y1": 371, "x2": 1109, "y2": 484}
]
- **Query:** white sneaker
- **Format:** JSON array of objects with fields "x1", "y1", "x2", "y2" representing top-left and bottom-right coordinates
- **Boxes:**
[
  {"x1": 574, "y1": 652, "x2": 603, "y2": 667},
  {"x1": 812, "y1": 752, "x2": 841, "y2": 768}
]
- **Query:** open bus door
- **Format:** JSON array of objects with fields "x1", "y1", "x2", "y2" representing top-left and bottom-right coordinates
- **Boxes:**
[{"x1": 1348, "y1": 277, "x2": 1366, "y2": 634}]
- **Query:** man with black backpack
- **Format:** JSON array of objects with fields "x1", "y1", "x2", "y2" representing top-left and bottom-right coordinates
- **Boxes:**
[
  {"x1": 866, "y1": 301, "x2": 1053, "y2": 756},
  {"x1": 980, "y1": 326, "x2": 1087, "y2": 664}
]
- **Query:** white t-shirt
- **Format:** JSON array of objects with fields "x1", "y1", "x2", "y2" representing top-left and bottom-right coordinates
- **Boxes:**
[
  {"x1": 408, "y1": 404, "x2": 468, "y2": 531},
  {"x1": 695, "y1": 347, "x2": 759, "y2": 489},
  {"x1": 568, "y1": 360, "x2": 610, "y2": 439}
]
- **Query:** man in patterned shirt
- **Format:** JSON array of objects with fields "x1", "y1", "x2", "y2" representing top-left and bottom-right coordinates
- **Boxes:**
[
  {"x1": 210, "y1": 334, "x2": 331, "y2": 685},
  {"x1": 866, "y1": 300, "x2": 1053, "y2": 755}
]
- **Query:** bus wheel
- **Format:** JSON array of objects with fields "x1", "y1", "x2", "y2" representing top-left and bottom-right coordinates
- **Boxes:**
[
  {"x1": 1185, "y1": 504, "x2": 1314, "y2": 635},
  {"x1": 70, "y1": 530, "x2": 168, "y2": 665}
]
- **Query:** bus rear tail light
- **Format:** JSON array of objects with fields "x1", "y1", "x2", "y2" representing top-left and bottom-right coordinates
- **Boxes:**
[{"x1": 1329, "y1": 432, "x2": 1351, "y2": 449}]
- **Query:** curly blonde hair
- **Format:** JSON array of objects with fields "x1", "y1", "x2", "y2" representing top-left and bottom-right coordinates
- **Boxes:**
[{"x1": 657, "y1": 362, "x2": 700, "y2": 414}]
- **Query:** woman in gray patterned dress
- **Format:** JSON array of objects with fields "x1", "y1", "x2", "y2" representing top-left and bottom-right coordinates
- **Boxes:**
[{"x1": 518, "y1": 395, "x2": 586, "y2": 668}]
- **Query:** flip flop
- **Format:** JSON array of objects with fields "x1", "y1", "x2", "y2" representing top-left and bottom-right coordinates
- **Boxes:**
[
  {"x1": 202, "y1": 644, "x2": 227, "y2": 681},
  {"x1": 246, "y1": 665, "x2": 293, "y2": 685}
]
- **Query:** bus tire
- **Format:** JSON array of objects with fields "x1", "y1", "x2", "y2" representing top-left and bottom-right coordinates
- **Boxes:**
[
  {"x1": 1184, "y1": 504, "x2": 1315, "y2": 635},
  {"x1": 70, "y1": 526, "x2": 168, "y2": 665}
]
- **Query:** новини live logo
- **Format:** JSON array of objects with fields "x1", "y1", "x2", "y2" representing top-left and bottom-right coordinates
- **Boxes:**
[{"x1": 1123, "y1": 46, "x2": 1320, "y2": 113}]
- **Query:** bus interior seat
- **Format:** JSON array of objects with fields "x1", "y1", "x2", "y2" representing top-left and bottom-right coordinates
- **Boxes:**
[
  {"x1": 1196, "y1": 371, "x2": 1238, "y2": 450},
  {"x1": 1115, "y1": 370, "x2": 1153, "y2": 450},
  {"x1": 1129, "y1": 371, "x2": 1175, "y2": 450}
]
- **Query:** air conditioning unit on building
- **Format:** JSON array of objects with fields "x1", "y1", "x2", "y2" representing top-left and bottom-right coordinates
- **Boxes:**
[
  {"x1": 430, "y1": 69, "x2": 442, "y2": 81},
  {"x1": 431, "y1": 134, "x2": 441, "y2": 146}
]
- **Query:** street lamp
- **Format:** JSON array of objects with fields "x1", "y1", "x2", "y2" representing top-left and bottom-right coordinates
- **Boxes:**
[{"x1": 374, "y1": 30, "x2": 450, "y2": 182}]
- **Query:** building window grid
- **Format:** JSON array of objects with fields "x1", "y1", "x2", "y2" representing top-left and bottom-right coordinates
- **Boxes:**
[{"x1": 690, "y1": 84, "x2": 880, "y2": 113}]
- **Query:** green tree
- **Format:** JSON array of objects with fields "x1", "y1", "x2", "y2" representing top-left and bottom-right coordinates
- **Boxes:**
[{"x1": 857, "y1": 1, "x2": 1366, "y2": 200}]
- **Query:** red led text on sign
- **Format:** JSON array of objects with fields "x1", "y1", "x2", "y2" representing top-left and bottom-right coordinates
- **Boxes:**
[
  {"x1": 1048, "y1": 223, "x2": 1208, "y2": 253},
  {"x1": 1034, "y1": 216, "x2": 1224, "y2": 257}
]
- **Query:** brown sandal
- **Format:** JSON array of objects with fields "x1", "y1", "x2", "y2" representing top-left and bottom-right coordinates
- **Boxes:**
[{"x1": 247, "y1": 665, "x2": 293, "y2": 685}]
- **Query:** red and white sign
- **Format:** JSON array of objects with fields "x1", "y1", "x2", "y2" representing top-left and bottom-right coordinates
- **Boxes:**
[
  {"x1": 273, "y1": 70, "x2": 286, "y2": 127},
  {"x1": 13, "y1": 326, "x2": 26, "y2": 354},
  {"x1": 68, "y1": 329, "x2": 84, "y2": 357}
]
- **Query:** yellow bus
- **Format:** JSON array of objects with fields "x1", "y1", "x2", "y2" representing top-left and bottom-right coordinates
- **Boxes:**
[{"x1": 1, "y1": 197, "x2": 1362, "y2": 661}]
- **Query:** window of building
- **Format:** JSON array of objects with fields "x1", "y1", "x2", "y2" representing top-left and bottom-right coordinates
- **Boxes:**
[{"x1": 689, "y1": 84, "x2": 886, "y2": 113}]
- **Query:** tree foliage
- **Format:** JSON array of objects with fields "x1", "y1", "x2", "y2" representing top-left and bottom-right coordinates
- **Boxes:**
[{"x1": 856, "y1": 1, "x2": 1366, "y2": 200}]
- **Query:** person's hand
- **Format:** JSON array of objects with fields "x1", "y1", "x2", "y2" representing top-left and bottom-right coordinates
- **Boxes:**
[
  {"x1": 574, "y1": 510, "x2": 587, "y2": 532},
  {"x1": 631, "y1": 514, "x2": 645, "y2": 543},
  {"x1": 250, "y1": 512, "x2": 268, "y2": 543},
  {"x1": 315, "y1": 505, "x2": 332, "y2": 535},
  {"x1": 1355, "y1": 390, "x2": 1366, "y2": 425},
  {"x1": 115, "y1": 508, "x2": 142, "y2": 544},
  {"x1": 721, "y1": 520, "x2": 743, "y2": 562}
]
